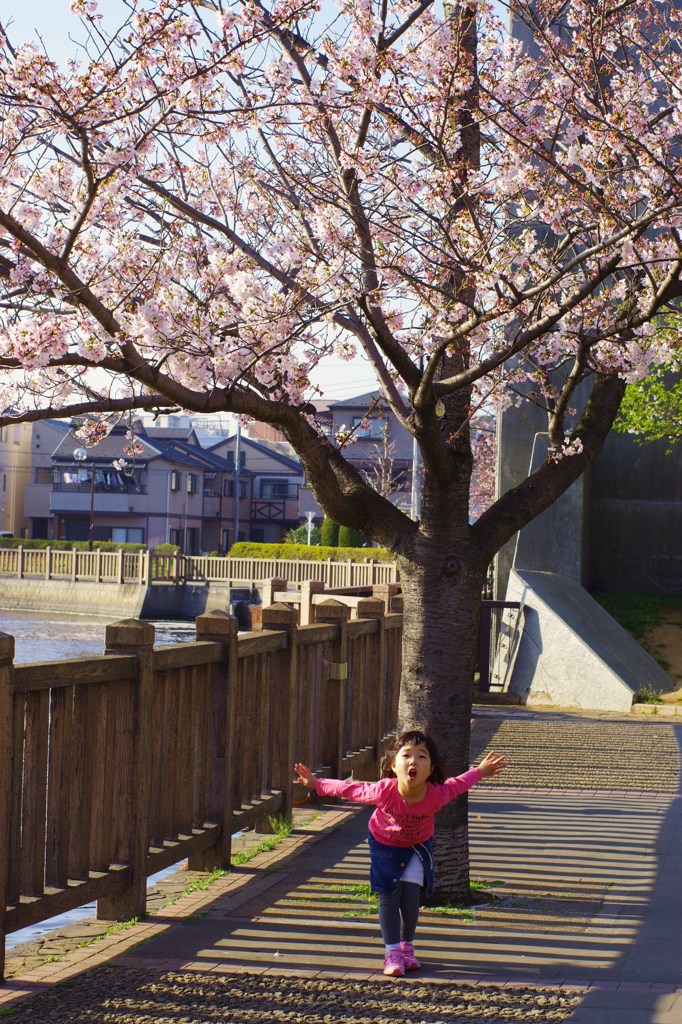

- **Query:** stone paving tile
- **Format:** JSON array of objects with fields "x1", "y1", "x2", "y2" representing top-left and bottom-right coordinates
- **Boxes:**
[{"x1": 2, "y1": 708, "x2": 680, "y2": 1019}]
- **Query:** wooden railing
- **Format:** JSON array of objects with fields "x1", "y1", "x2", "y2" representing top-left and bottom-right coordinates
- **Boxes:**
[
  {"x1": 0, "y1": 548, "x2": 398, "y2": 590},
  {"x1": 0, "y1": 598, "x2": 402, "y2": 978}
]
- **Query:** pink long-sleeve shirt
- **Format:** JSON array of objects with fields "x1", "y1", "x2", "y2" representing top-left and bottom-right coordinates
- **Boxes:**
[{"x1": 314, "y1": 768, "x2": 483, "y2": 847}]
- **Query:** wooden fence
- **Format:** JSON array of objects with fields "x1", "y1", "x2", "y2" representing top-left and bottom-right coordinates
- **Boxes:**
[
  {"x1": 0, "y1": 548, "x2": 398, "y2": 590},
  {"x1": 0, "y1": 597, "x2": 402, "y2": 979}
]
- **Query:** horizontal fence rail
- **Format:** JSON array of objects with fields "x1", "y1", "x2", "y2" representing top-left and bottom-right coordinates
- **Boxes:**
[
  {"x1": 0, "y1": 597, "x2": 403, "y2": 978},
  {"x1": 0, "y1": 548, "x2": 398, "y2": 590}
]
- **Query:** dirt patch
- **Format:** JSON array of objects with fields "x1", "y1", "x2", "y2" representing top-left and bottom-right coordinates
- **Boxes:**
[{"x1": 639, "y1": 605, "x2": 682, "y2": 703}]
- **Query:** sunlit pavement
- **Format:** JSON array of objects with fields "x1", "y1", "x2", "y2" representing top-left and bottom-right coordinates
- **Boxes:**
[{"x1": 2, "y1": 706, "x2": 681, "y2": 1023}]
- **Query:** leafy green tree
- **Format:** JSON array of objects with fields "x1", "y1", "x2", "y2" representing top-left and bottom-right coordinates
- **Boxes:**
[
  {"x1": 284, "y1": 523, "x2": 322, "y2": 546},
  {"x1": 615, "y1": 361, "x2": 682, "y2": 451}
]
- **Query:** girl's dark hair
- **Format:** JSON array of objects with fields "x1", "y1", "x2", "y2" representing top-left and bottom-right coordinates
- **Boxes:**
[{"x1": 381, "y1": 729, "x2": 446, "y2": 784}]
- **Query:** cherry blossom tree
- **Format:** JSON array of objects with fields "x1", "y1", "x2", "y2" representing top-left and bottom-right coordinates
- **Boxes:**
[{"x1": 1, "y1": 0, "x2": 681, "y2": 900}]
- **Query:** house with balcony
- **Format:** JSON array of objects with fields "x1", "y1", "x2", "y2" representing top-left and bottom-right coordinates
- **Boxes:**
[
  {"x1": 141, "y1": 427, "x2": 252, "y2": 551},
  {"x1": 299, "y1": 391, "x2": 415, "y2": 526},
  {"x1": 33, "y1": 423, "x2": 243, "y2": 554},
  {"x1": 208, "y1": 433, "x2": 303, "y2": 543}
]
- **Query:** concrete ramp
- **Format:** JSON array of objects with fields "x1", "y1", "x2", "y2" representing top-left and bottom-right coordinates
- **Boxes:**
[{"x1": 505, "y1": 569, "x2": 673, "y2": 712}]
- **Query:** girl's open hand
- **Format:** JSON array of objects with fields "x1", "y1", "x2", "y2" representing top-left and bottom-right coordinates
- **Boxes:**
[
  {"x1": 294, "y1": 762, "x2": 317, "y2": 788},
  {"x1": 478, "y1": 751, "x2": 508, "y2": 777}
]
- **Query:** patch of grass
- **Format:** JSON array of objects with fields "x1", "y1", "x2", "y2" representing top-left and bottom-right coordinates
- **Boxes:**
[
  {"x1": 179, "y1": 867, "x2": 229, "y2": 896},
  {"x1": 593, "y1": 592, "x2": 682, "y2": 640},
  {"x1": 424, "y1": 903, "x2": 475, "y2": 921},
  {"x1": 42, "y1": 956, "x2": 60, "y2": 964},
  {"x1": 76, "y1": 916, "x2": 142, "y2": 949},
  {"x1": 593, "y1": 882, "x2": 613, "y2": 915},
  {"x1": 231, "y1": 830, "x2": 290, "y2": 866},
  {"x1": 268, "y1": 814, "x2": 294, "y2": 838},
  {"x1": 310, "y1": 882, "x2": 378, "y2": 918},
  {"x1": 471, "y1": 879, "x2": 505, "y2": 894}
]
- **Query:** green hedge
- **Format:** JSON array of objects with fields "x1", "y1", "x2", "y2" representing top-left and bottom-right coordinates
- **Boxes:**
[
  {"x1": 0, "y1": 538, "x2": 145, "y2": 552},
  {"x1": 228, "y1": 541, "x2": 394, "y2": 563}
]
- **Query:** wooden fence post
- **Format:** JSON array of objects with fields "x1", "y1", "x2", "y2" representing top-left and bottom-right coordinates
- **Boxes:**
[
  {"x1": 372, "y1": 583, "x2": 401, "y2": 612},
  {"x1": 189, "y1": 610, "x2": 239, "y2": 870},
  {"x1": 98, "y1": 619, "x2": 155, "y2": 922},
  {"x1": 0, "y1": 632, "x2": 15, "y2": 981},
  {"x1": 298, "y1": 580, "x2": 325, "y2": 626},
  {"x1": 261, "y1": 577, "x2": 288, "y2": 608},
  {"x1": 357, "y1": 597, "x2": 386, "y2": 778},
  {"x1": 261, "y1": 603, "x2": 299, "y2": 822},
  {"x1": 314, "y1": 599, "x2": 350, "y2": 778}
]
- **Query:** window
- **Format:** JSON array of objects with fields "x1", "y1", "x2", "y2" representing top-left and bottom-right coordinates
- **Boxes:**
[
  {"x1": 34, "y1": 467, "x2": 54, "y2": 484},
  {"x1": 170, "y1": 470, "x2": 181, "y2": 492},
  {"x1": 223, "y1": 480, "x2": 247, "y2": 498},
  {"x1": 112, "y1": 527, "x2": 145, "y2": 544},
  {"x1": 187, "y1": 473, "x2": 198, "y2": 494},
  {"x1": 260, "y1": 478, "x2": 291, "y2": 499},
  {"x1": 351, "y1": 415, "x2": 383, "y2": 438}
]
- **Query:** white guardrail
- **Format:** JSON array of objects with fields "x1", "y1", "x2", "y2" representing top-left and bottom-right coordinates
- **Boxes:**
[{"x1": 0, "y1": 548, "x2": 398, "y2": 589}]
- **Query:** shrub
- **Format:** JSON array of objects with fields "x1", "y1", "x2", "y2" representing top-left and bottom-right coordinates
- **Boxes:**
[
  {"x1": 338, "y1": 525, "x2": 367, "y2": 548},
  {"x1": 636, "y1": 685, "x2": 662, "y2": 705},
  {"x1": 320, "y1": 517, "x2": 339, "y2": 547}
]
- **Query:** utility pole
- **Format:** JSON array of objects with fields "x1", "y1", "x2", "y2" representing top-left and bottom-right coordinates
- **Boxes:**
[{"x1": 232, "y1": 419, "x2": 241, "y2": 546}]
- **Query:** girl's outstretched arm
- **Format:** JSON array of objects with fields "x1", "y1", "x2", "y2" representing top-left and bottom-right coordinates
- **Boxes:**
[
  {"x1": 478, "y1": 751, "x2": 508, "y2": 777},
  {"x1": 294, "y1": 762, "x2": 317, "y2": 788}
]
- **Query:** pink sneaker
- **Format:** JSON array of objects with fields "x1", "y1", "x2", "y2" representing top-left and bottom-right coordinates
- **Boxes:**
[
  {"x1": 400, "y1": 941, "x2": 421, "y2": 970},
  {"x1": 383, "y1": 948, "x2": 405, "y2": 977}
]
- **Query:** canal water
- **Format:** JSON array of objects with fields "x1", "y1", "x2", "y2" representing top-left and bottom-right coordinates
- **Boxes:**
[
  {"x1": 3, "y1": 609, "x2": 202, "y2": 950},
  {"x1": 1, "y1": 609, "x2": 197, "y2": 664}
]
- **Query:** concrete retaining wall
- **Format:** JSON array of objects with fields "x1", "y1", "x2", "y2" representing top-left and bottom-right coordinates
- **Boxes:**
[
  {"x1": 0, "y1": 579, "x2": 260, "y2": 623},
  {"x1": 506, "y1": 569, "x2": 673, "y2": 712},
  {"x1": 0, "y1": 578, "x2": 148, "y2": 619}
]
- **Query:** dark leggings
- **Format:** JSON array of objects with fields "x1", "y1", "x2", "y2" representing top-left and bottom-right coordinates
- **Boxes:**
[{"x1": 377, "y1": 882, "x2": 421, "y2": 946}]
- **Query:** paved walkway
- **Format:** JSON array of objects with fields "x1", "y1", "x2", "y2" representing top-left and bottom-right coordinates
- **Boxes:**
[{"x1": 2, "y1": 706, "x2": 681, "y2": 1023}]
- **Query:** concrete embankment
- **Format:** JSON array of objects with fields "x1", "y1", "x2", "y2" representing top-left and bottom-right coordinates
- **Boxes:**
[{"x1": 0, "y1": 579, "x2": 252, "y2": 622}]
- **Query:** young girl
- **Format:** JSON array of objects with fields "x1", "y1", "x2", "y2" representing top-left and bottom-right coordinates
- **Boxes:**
[{"x1": 294, "y1": 730, "x2": 507, "y2": 977}]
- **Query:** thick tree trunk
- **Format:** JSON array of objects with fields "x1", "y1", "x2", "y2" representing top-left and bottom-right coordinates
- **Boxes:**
[{"x1": 396, "y1": 526, "x2": 486, "y2": 904}]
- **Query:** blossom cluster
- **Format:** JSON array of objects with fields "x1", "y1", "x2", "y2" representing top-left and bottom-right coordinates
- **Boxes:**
[{"x1": 0, "y1": 0, "x2": 680, "y2": 457}]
